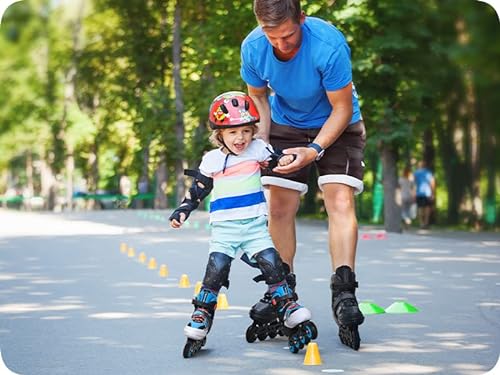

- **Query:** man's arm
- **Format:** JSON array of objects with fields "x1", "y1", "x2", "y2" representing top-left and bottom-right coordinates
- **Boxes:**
[
  {"x1": 273, "y1": 82, "x2": 353, "y2": 174},
  {"x1": 247, "y1": 84, "x2": 271, "y2": 143}
]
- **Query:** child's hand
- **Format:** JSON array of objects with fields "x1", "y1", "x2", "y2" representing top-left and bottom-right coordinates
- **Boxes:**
[
  {"x1": 169, "y1": 212, "x2": 186, "y2": 228},
  {"x1": 278, "y1": 154, "x2": 295, "y2": 167}
]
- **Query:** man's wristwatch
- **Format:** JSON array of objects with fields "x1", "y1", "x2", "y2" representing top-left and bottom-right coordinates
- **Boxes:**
[{"x1": 307, "y1": 142, "x2": 325, "y2": 161}]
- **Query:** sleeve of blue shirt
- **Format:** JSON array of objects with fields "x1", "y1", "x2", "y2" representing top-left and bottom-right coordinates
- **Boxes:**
[
  {"x1": 240, "y1": 44, "x2": 267, "y2": 88},
  {"x1": 321, "y1": 43, "x2": 353, "y2": 92}
]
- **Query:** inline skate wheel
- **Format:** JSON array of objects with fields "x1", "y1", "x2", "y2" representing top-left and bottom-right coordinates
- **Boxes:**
[
  {"x1": 339, "y1": 325, "x2": 360, "y2": 350},
  {"x1": 304, "y1": 321, "x2": 318, "y2": 340},
  {"x1": 245, "y1": 324, "x2": 258, "y2": 343},
  {"x1": 183, "y1": 338, "x2": 204, "y2": 358}
]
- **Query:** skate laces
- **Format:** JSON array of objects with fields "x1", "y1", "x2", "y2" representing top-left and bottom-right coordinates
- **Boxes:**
[{"x1": 190, "y1": 308, "x2": 210, "y2": 328}]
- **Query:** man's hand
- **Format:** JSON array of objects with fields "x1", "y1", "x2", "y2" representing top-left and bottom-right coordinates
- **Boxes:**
[{"x1": 272, "y1": 146, "x2": 317, "y2": 174}]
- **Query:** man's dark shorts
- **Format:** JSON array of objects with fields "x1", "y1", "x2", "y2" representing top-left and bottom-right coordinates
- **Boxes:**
[
  {"x1": 262, "y1": 120, "x2": 366, "y2": 195},
  {"x1": 416, "y1": 196, "x2": 432, "y2": 207}
]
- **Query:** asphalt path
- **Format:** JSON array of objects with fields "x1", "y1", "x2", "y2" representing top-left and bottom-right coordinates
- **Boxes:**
[{"x1": 0, "y1": 209, "x2": 499, "y2": 375}]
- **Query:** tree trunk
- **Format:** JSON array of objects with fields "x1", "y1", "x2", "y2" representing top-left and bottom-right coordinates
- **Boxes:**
[
  {"x1": 173, "y1": 1, "x2": 185, "y2": 204},
  {"x1": 381, "y1": 143, "x2": 401, "y2": 233},
  {"x1": 87, "y1": 140, "x2": 99, "y2": 210},
  {"x1": 137, "y1": 144, "x2": 150, "y2": 209},
  {"x1": 66, "y1": 149, "x2": 74, "y2": 211},
  {"x1": 436, "y1": 96, "x2": 466, "y2": 225},
  {"x1": 463, "y1": 70, "x2": 482, "y2": 228},
  {"x1": 40, "y1": 160, "x2": 57, "y2": 211},
  {"x1": 154, "y1": 153, "x2": 168, "y2": 209},
  {"x1": 24, "y1": 152, "x2": 34, "y2": 211}
]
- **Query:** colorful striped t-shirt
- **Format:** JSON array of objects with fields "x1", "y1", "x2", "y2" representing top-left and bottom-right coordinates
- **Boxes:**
[{"x1": 199, "y1": 139, "x2": 272, "y2": 223}]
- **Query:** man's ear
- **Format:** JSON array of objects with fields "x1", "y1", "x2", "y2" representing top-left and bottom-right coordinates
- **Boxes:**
[{"x1": 299, "y1": 11, "x2": 306, "y2": 25}]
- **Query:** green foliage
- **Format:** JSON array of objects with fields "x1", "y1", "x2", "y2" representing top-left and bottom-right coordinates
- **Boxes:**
[{"x1": 0, "y1": 0, "x2": 497, "y2": 226}]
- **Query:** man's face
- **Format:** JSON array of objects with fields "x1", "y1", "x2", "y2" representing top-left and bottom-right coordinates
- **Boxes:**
[{"x1": 261, "y1": 14, "x2": 305, "y2": 58}]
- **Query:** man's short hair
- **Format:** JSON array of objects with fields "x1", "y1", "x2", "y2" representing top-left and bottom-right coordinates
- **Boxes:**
[{"x1": 254, "y1": 0, "x2": 302, "y2": 28}]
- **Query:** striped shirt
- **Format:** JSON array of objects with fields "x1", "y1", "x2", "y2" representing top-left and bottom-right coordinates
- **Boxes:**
[{"x1": 199, "y1": 139, "x2": 272, "y2": 222}]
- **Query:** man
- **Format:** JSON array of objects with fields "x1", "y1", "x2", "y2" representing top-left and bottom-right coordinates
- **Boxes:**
[
  {"x1": 414, "y1": 161, "x2": 435, "y2": 229},
  {"x1": 240, "y1": 0, "x2": 366, "y2": 350}
]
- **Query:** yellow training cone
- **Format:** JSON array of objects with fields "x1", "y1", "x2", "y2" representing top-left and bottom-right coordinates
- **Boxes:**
[
  {"x1": 159, "y1": 264, "x2": 169, "y2": 278},
  {"x1": 179, "y1": 274, "x2": 191, "y2": 288},
  {"x1": 127, "y1": 247, "x2": 135, "y2": 258},
  {"x1": 138, "y1": 252, "x2": 146, "y2": 264},
  {"x1": 303, "y1": 342, "x2": 322, "y2": 365},
  {"x1": 193, "y1": 281, "x2": 202, "y2": 296},
  {"x1": 217, "y1": 293, "x2": 229, "y2": 310},
  {"x1": 120, "y1": 243, "x2": 128, "y2": 253},
  {"x1": 148, "y1": 257, "x2": 157, "y2": 270}
]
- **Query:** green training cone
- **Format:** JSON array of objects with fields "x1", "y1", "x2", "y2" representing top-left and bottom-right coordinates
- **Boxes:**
[
  {"x1": 385, "y1": 301, "x2": 419, "y2": 314},
  {"x1": 359, "y1": 301, "x2": 386, "y2": 315}
]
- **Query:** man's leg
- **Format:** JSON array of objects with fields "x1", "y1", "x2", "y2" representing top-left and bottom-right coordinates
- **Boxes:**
[
  {"x1": 322, "y1": 183, "x2": 358, "y2": 271},
  {"x1": 267, "y1": 185, "x2": 301, "y2": 270},
  {"x1": 322, "y1": 182, "x2": 364, "y2": 350}
]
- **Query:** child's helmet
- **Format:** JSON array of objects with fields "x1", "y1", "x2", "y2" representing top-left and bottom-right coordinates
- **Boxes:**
[{"x1": 208, "y1": 91, "x2": 259, "y2": 129}]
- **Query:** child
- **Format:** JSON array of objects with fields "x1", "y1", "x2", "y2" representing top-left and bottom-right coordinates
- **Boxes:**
[{"x1": 169, "y1": 91, "x2": 316, "y2": 358}]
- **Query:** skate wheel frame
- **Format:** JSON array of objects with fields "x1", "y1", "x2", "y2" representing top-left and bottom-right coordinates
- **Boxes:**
[
  {"x1": 339, "y1": 324, "x2": 360, "y2": 351},
  {"x1": 183, "y1": 338, "x2": 206, "y2": 358},
  {"x1": 288, "y1": 320, "x2": 317, "y2": 354}
]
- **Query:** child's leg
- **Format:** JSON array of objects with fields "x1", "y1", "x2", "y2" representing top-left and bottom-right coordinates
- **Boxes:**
[
  {"x1": 185, "y1": 252, "x2": 232, "y2": 340},
  {"x1": 252, "y1": 248, "x2": 311, "y2": 328}
]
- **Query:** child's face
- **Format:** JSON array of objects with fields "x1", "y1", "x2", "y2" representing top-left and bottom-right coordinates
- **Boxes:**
[{"x1": 221, "y1": 126, "x2": 254, "y2": 155}]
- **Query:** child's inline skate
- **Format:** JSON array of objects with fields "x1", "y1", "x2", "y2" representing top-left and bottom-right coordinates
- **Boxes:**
[
  {"x1": 246, "y1": 279, "x2": 318, "y2": 353},
  {"x1": 331, "y1": 265, "x2": 364, "y2": 350},
  {"x1": 183, "y1": 288, "x2": 217, "y2": 358}
]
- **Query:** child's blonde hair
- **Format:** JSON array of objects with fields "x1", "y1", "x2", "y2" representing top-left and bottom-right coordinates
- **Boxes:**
[{"x1": 209, "y1": 124, "x2": 259, "y2": 148}]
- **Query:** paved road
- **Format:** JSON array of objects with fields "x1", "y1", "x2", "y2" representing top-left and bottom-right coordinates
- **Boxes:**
[{"x1": 0, "y1": 209, "x2": 499, "y2": 375}]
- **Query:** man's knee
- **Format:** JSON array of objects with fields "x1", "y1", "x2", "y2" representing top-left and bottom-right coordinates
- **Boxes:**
[
  {"x1": 324, "y1": 185, "x2": 355, "y2": 215},
  {"x1": 268, "y1": 187, "x2": 300, "y2": 219}
]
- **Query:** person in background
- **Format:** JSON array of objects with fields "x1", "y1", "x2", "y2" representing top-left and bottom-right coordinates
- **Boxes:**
[
  {"x1": 399, "y1": 165, "x2": 416, "y2": 226},
  {"x1": 413, "y1": 160, "x2": 435, "y2": 229}
]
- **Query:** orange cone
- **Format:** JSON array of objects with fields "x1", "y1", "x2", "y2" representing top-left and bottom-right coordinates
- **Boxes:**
[
  {"x1": 159, "y1": 264, "x2": 169, "y2": 278},
  {"x1": 127, "y1": 247, "x2": 135, "y2": 258},
  {"x1": 138, "y1": 252, "x2": 146, "y2": 264},
  {"x1": 193, "y1": 281, "x2": 202, "y2": 296},
  {"x1": 217, "y1": 293, "x2": 229, "y2": 309},
  {"x1": 303, "y1": 342, "x2": 322, "y2": 365},
  {"x1": 179, "y1": 274, "x2": 191, "y2": 288},
  {"x1": 148, "y1": 257, "x2": 157, "y2": 270},
  {"x1": 120, "y1": 243, "x2": 128, "y2": 253}
]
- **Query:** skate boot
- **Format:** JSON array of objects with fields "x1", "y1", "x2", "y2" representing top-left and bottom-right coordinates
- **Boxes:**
[
  {"x1": 183, "y1": 288, "x2": 217, "y2": 358},
  {"x1": 331, "y1": 265, "x2": 364, "y2": 350},
  {"x1": 245, "y1": 271, "x2": 298, "y2": 343},
  {"x1": 271, "y1": 281, "x2": 318, "y2": 354}
]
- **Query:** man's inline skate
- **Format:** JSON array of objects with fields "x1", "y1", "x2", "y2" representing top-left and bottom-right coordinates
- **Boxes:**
[
  {"x1": 183, "y1": 288, "x2": 217, "y2": 358},
  {"x1": 246, "y1": 277, "x2": 318, "y2": 353},
  {"x1": 331, "y1": 265, "x2": 364, "y2": 350}
]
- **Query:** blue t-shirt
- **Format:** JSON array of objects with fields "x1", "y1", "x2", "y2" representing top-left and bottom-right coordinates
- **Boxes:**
[
  {"x1": 240, "y1": 17, "x2": 361, "y2": 129},
  {"x1": 414, "y1": 168, "x2": 434, "y2": 198}
]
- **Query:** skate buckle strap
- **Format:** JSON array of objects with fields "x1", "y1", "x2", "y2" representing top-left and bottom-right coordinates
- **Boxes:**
[
  {"x1": 271, "y1": 295, "x2": 294, "y2": 307},
  {"x1": 331, "y1": 280, "x2": 358, "y2": 292},
  {"x1": 192, "y1": 298, "x2": 217, "y2": 311}
]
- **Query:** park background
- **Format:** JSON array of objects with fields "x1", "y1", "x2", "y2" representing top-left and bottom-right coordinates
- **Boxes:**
[{"x1": 0, "y1": 0, "x2": 498, "y2": 232}]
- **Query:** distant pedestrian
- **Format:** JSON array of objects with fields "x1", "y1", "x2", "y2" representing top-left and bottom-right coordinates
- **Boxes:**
[
  {"x1": 413, "y1": 161, "x2": 435, "y2": 229},
  {"x1": 399, "y1": 166, "x2": 416, "y2": 226}
]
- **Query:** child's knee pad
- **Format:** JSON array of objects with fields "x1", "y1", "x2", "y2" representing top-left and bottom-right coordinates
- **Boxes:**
[
  {"x1": 253, "y1": 248, "x2": 286, "y2": 285},
  {"x1": 203, "y1": 252, "x2": 232, "y2": 291}
]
